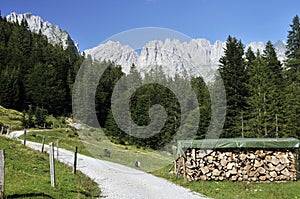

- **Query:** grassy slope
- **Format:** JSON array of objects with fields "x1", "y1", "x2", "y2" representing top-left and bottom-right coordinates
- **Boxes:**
[
  {"x1": 2, "y1": 105, "x2": 300, "y2": 198},
  {"x1": 0, "y1": 136, "x2": 100, "y2": 198},
  {"x1": 0, "y1": 106, "x2": 23, "y2": 130},
  {"x1": 152, "y1": 165, "x2": 300, "y2": 199},
  {"x1": 22, "y1": 128, "x2": 174, "y2": 173}
]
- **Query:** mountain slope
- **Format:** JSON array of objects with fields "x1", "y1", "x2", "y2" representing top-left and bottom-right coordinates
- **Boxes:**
[{"x1": 6, "y1": 12, "x2": 79, "y2": 52}]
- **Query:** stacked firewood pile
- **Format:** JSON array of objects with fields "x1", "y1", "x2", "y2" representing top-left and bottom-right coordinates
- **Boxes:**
[{"x1": 176, "y1": 148, "x2": 298, "y2": 182}]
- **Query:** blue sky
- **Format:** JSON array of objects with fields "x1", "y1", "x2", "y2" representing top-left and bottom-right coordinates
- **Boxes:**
[{"x1": 1, "y1": 0, "x2": 300, "y2": 50}]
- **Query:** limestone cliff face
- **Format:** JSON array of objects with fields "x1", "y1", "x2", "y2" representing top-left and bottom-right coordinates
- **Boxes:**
[
  {"x1": 6, "y1": 12, "x2": 79, "y2": 52},
  {"x1": 85, "y1": 38, "x2": 286, "y2": 79}
]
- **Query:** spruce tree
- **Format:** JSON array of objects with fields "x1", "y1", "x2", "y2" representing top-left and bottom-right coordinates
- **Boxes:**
[
  {"x1": 283, "y1": 15, "x2": 300, "y2": 138},
  {"x1": 262, "y1": 41, "x2": 283, "y2": 137},
  {"x1": 218, "y1": 36, "x2": 247, "y2": 137}
]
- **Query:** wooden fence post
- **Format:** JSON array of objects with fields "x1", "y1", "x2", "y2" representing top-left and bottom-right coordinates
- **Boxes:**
[
  {"x1": 41, "y1": 136, "x2": 45, "y2": 153},
  {"x1": 56, "y1": 139, "x2": 59, "y2": 159},
  {"x1": 23, "y1": 129, "x2": 27, "y2": 145},
  {"x1": 49, "y1": 143, "x2": 55, "y2": 187},
  {"x1": 73, "y1": 146, "x2": 78, "y2": 174},
  {"x1": 0, "y1": 150, "x2": 5, "y2": 197}
]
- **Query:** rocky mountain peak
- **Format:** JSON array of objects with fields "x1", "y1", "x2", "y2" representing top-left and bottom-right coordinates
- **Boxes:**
[
  {"x1": 84, "y1": 38, "x2": 286, "y2": 80},
  {"x1": 6, "y1": 12, "x2": 79, "y2": 52}
]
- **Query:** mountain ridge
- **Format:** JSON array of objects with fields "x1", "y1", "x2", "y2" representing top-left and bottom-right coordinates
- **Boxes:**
[
  {"x1": 6, "y1": 12, "x2": 79, "y2": 52},
  {"x1": 84, "y1": 39, "x2": 286, "y2": 79}
]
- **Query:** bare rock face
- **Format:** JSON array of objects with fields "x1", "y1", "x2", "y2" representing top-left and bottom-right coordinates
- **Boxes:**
[
  {"x1": 6, "y1": 12, "x2": 79, "y2": 52},
  {"x1": 85, "y1": 38, "x2": 286, "y2": 80}
]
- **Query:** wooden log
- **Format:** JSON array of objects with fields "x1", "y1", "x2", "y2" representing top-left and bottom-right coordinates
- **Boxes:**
[
  {"x1": 255, "y1": 150, "x2": 265, "y2": 158},
  {"x1": 225, "y1": 171, "x2": 231, "y2": 178},
  {"x1": 244, "y1": 164, "x2": 252, "y2": 171},
  {"x1": 212, "y1": 169, "x2": 220, "y2": 176},
  {"x1": 191, "y1": 149, "x2": 196, "y2": 161},
  {"x1": 278, "y1": 154, "x2": 290, "y2": 164},
  {"x1": 267, "y1": 163, "x2": 276, "y2": 171},
  {"x1": 281, "y1": 168, "x2": 291, "y2": 177},
  {"x1": 270, "y1": 171, "x2": 277, "y2": 178},
  {"x1": 248, "y1": 171, "x2": 256, "y2": 177},
  {"x1": 275, "y1": 164, "x2": 285, "y2": 172},
  {"x1": 200, "y1": 175, "x2": 207, "y2": 180},
  {"x1": 220, "y1": 158, "x2": 227, "y2": 167},
  {"x1": 265, "y1": 155, "x2": 272, "y2": 162},
  {"x1": 259, "y1": 175, "x2": 266, "y2": 181},
  {"x1": 217, "y1": 152, "x2": 225, "y2": 160},
  {"x1": 248, "y1": 153, "x2": 256, "y2": 159},
  {"x1": 270, "y1": 157, "x2": 280, "y2": 166},
  {"x1": 227, "y1": 162, "x2": 235, "y2": 170},
  {"x1": 257, "y1": 167, "x2": 266, "y2": 174},
  {"x1": 206, "y1": 156, "x2": 213, "y2": 163},
  {"x1": 229, "y1": 167, "x2": 237, "y2": 175},
  {"x1": 240, "y1": 153, "x2": 247, "y2": 161},
  {"x1": 251, "y1": 177, "x2": 257, "y2": 182},
  {"x1": 200, "y1": 166, "x2": 209, "y2": 174},
  {"x1": 231, "y1": 175, "x2": 237, "y2": 181},
  {"x1": 254, "y1": 160, "x2": 264, "y2": 167}
]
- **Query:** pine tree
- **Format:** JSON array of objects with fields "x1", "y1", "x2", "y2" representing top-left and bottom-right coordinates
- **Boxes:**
[
  {"x1": 283, "y1": 15, "x2": 300, "y2": 138},
  {"x1": 218, "y1": 36, "x2": 247, "y2": 137},
  {"x1": 262, "y1": 41, "x2": 283, "y2": 137}
]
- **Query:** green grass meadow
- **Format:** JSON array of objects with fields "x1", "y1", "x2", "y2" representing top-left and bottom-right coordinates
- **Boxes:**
[
  {"x1": 152, "y1": 165, "x2": 300, "y2": 199},
  {"x1": 0, "y1": 136, "x2": 100, "y2": 198}
]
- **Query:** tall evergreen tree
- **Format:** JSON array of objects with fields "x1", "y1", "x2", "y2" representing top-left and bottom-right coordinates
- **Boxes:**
[
  {"x1": 218, "y1": 36, "x2": 247, "y2": 137},
  {"x1": 283, "y1": 15, "x2": 300, "y2": 138}
]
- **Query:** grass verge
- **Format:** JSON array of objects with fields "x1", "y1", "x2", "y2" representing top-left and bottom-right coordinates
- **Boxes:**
[
  {"x1": 0, "y1": 136, "x2": 100, "y2": 198},
  {"x1": 21, "y1": 128, "x2": 174, "y2": 173},
  {"x1": 19, "y1": 129, "x2": 92, "y2": 157},
  {"x1": 151, "y1": 165, "x2": 300, "y2": 199}
]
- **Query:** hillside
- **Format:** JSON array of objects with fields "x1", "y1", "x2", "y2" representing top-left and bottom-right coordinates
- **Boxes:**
[{"x1": 0, "y1": 136, "x2": 100, "y2": 198}]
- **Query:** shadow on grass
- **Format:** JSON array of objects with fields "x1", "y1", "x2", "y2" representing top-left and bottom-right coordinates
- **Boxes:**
[
  {"x1": 5, "y1": 192, "x2": 54, "y2": 198},
  {"x1": 70, "y1": 190, "x2": 100, "y2": 198}
]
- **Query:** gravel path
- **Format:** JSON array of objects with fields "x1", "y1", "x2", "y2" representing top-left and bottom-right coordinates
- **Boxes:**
[{"x1": 9, "y1": 131, "x2": 208, "y2": 199}]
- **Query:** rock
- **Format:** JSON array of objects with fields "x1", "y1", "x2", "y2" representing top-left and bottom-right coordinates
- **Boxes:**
[
  {"x1": 6, "y1": 12, "x2": 79, "y2": 52},
  {"x1": 84, "y1": 38, "x2": 287, "y2": 78}
]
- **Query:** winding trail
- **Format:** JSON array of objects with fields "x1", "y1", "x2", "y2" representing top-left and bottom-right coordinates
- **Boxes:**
[{"x1": 9, "y1": 130, "x2": 208, "y2": 199}]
